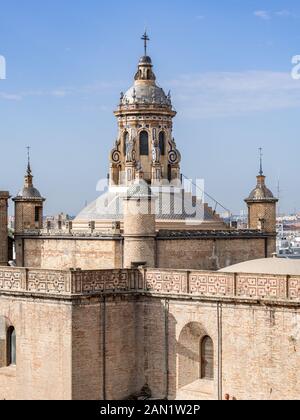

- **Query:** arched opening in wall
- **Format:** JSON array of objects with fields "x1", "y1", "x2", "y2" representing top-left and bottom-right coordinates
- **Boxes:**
[
  {"x1": 7, "y1": 326, "x2": 16, "y2": 366},
  {"x1": 159, "y1": 132, "x2": 165, "y2": 156},
  {"x1": 201, "y1": 336, "x2": 214, "y2": 379},
  {"x1": 177, "y1": 322, "x2": 214, "y2": 399},
  {"x1": 123, "y1": 131, "x2": 129, "y2": 156},
  {"x1": 139, "y1": 131, "x2": 149, "y2": 156}
]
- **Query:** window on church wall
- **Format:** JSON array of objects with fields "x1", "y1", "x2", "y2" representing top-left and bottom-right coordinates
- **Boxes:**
[
  {"x1": 139, "y1": 131, "x2": 149, "y2": 156},
  {"x1": 7, "y1": 326, "x2": 16, "y2": 366},
  {"x1": 123, "y1": 132, "x2": 129, "y2": 156},
  {"x1": 201, "y1": 336, "x2": 213, "y2": 380},
  {"x1": 168, "y1": 164, "x2": 172, "y2": 182},
  {"x1": 159, "y1": 132, "x2": 165, "y2": 156}
]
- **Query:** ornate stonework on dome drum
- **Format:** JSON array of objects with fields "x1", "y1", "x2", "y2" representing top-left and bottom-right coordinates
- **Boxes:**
[{"x1": 109, "y1": 49, "x2": 180, "y2": 187}]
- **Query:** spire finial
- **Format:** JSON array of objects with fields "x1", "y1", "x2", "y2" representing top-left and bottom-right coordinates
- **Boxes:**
[
  {"x1": 26, "y1": 146, "x2": 32, "y2": 175},
  {"x1": 259, "y1": 147, "x2": 263, "y2": 176},
  {"x1": 141, "y1": 30, "x2": 150, "y2": 56}
]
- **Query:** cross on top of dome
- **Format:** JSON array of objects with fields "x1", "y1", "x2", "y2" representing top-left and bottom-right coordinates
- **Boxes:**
[{"x1": 141, "y1": 31, "x2": 150, "y2": 56}]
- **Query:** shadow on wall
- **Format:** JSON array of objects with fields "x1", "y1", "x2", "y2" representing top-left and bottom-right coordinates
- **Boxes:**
[{"x1": 131, "y1": 299, "x2": 218, "y2": 401}]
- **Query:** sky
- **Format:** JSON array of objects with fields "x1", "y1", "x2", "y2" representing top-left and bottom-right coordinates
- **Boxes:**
[{"x1": 0, "y1": 0, "x2": 300, "y2": 216}]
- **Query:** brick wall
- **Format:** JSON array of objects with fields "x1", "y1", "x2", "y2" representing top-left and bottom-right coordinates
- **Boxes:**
[
  {"x1": 0, "y1": 297, "x2": 72, "y2": 400},
  {"x1": 0, "y1": 266, "x2": 299, "y2": 400},
  {"x1": 0, "y1": 192, "x2": 9, "y2": 267},
  {"x1": 248, "y1": 202, "x2": 276, "y2": 233},
  {"x1": 17, "y1": 234, "x2": 275, "y2": 272},
  {"x1": 17, "y1": 238, "x2": 122, "y2": 270},
  {"x1": 14, "y1": 201, "x2": 43, "y2": 234},
  {"x1": 123, "y1": 198, "x2": 156, "y2": 268},
  {"x1": 157, "y1": 237, "x2": 272, "y2": 270}
]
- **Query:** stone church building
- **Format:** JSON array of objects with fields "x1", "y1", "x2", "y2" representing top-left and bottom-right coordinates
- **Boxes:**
[{"x1": 0, "y1": 37, "x2": 299, "y2": 400}]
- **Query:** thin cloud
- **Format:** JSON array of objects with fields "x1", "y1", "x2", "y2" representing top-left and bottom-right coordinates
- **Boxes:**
[
  {"x1": 167, "y1": 71, "x2": 300, "y2": 118},
  {"x1": 254, "y1": 9, "x2": 295, "y2": 20},
  {"x1": 275, "y1": 10, "x2": 292, "y2": 17},
  {"x1": 3, "y1": 72, "x2": 300, "y2": 120},
  {"x1": 51, "y1": 89, "x2": 69, "y2": 97},
  {"x1": 254, "y1": 10, "x2": 271, "y2": 20},
  {"x1": 0, "y1": 92, "x2": 22, "y2": 101},
  {"x1": 0, "y1": 81, "x2": 124, "y2": 102}
]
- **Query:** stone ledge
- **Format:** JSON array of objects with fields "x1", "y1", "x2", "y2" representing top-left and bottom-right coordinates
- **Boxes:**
[{"x1": 0, "y1": 366, "x2": 17, "y2": 378}]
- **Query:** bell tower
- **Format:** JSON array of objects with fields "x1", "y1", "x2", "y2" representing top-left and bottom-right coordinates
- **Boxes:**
[
  {"x1": 245, "y1": 149, "x2": 278, "y2": 233},
  {"x1": 0, "y1": 191, "x2": 10, "y2": 266},
  {"x1": 13, "y1": 149, "x2": 45, "y2": 235},
  {"x1": 109, "y1": 32, "x2": 181, "y2": 187}
]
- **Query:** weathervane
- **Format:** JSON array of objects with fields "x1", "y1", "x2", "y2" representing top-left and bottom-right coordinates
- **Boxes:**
[
  {"x1": 259, "y1": 147, "x2": 263, "y2": 176},
  {"x1": 26, "y1": 146, "x2": 32, "y2": 175},
  {"x1": 141, "y1": 31, "x2": 150, "y2": 56}
]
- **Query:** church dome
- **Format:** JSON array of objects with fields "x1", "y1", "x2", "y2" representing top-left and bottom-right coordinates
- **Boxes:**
[
  {"x1": 17, "y1": 186, "x2": 42, "y2": 199},
  {"x1": 122, "y1": 84, "x2": 170, "y2": 106},
  {"x1": 220, "y1": 257, "x2": 300, "y2": 276},
  {"x1": 14, "y1": 156, "x2": 45, "y2": 202},
  {"x1": 246, "y1": 175, "x2": 277, "y2": 202},
  {"x1": 127, "y1": 180, "x2": 152, "y2": 199},
  {"x1": 139, "y1": 55, "x2": 152, "y2": 64},
  {"x1": 246, "y1": 150, "x2": 278, "y2": 203},
  {"x1": 120, "y1": 47, "x2": 172, "y2": 107}
]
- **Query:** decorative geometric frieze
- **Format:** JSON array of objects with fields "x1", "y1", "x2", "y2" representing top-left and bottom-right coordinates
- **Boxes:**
[
  {"x1": 145, "y1": 270, "x2": 187, "y2": 294},
  {"x1": 0, "y1": 267, "x2": 298, "y2": 304},
  {"x1": 189, "y1": 272, "x2": 234, "y2": 297},
  {"x1": 236, "y1": 275, "x2": 286, "y2": 300},
  {"x1": 0, "y1": 269, "x2": 24, "y2": 292},
  {"x1": 71, "y1": 270, "x2": 134, "y2": 294},
  {"x1": 27, "y1": 270, "x2": 71, "y2": 294},
  {"x1": 288, "y1": 277, "x2": 300, "y2": 301}
]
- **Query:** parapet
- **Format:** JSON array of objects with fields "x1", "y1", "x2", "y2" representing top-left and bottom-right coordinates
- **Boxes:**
[{"x1": 0, "y1": 267, "x2": 299, "y2": 305}]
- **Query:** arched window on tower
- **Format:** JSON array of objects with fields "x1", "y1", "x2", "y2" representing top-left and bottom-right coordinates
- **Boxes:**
[
  {"x1": 123, "y1": 131, "x2": 129, "y2": 156},
  {"x1": 201, "y1": 336, "x2": 213, "y2": 379},
  {"x1": 7, "y1": 326, "x2": 16, "y2": 366},
  {"x1": 139, "y1": 131, "x2": 149, "y2": 156},
  {"x1": 159, "y1": 132, "x2": 165, "y2": 156}
]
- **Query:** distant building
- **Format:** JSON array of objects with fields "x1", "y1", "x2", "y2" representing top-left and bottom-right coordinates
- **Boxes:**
[{"x1": 43, "y1": 213, "x2": 73, "y2": 232}]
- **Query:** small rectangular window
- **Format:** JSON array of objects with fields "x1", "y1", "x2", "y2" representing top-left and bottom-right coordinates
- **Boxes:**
[
  {"x1": 7, "y1": 327, "x2": 16, "y2": 366},
  {"x1": 35, "y1": 207, "x2": 40, "y2": 223}
]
